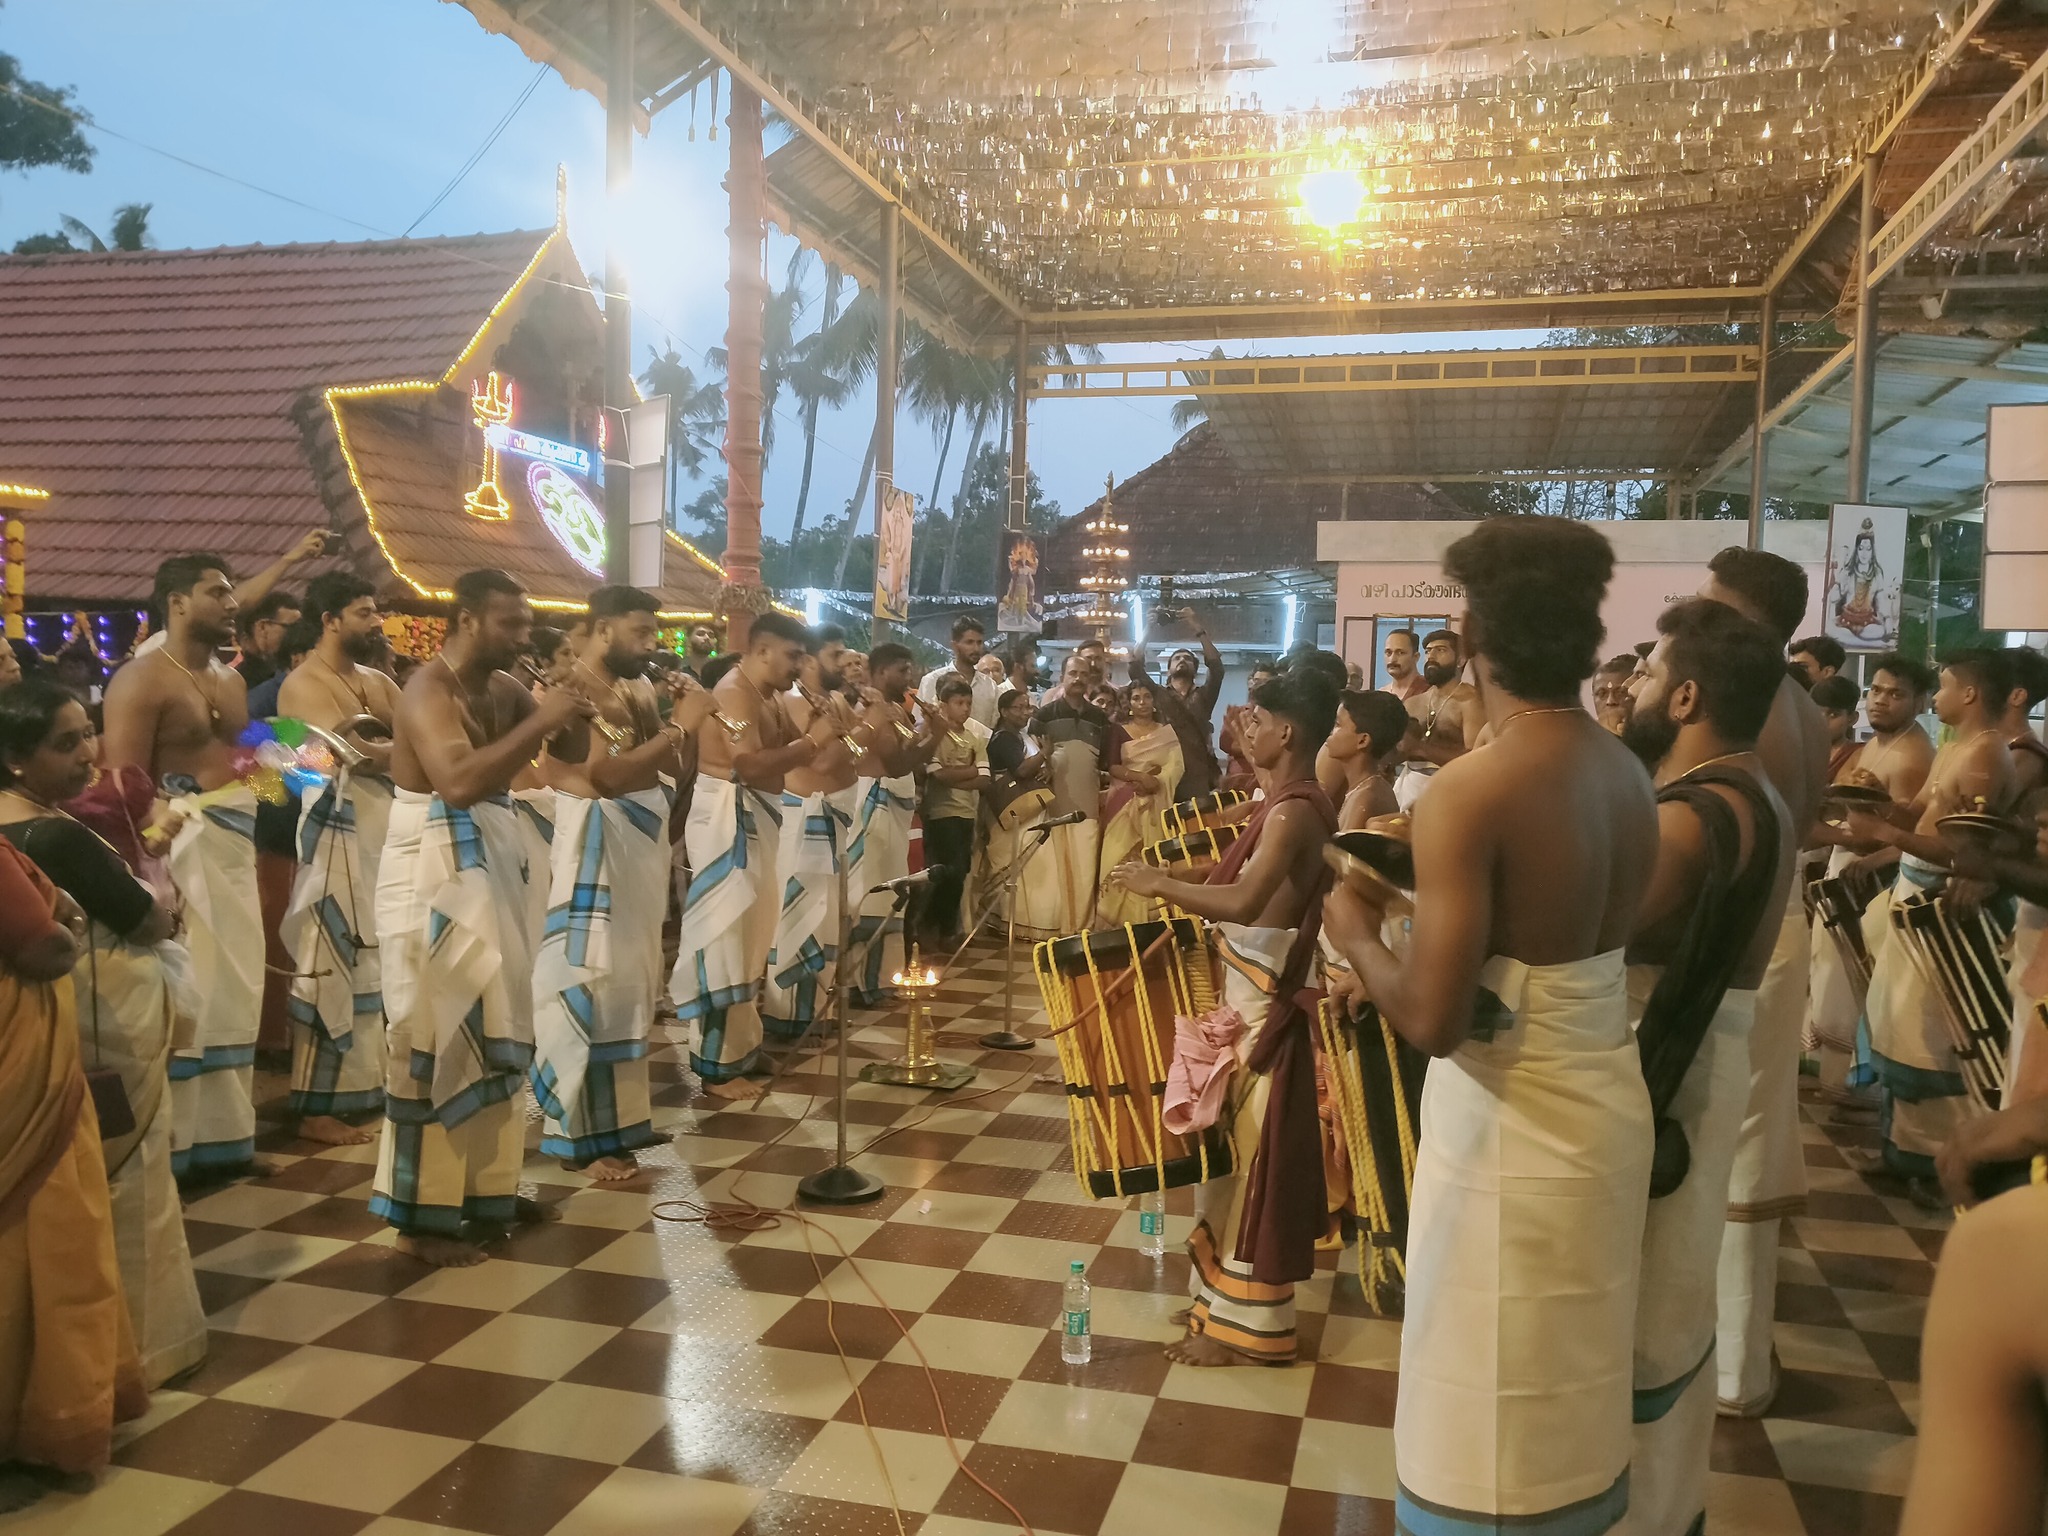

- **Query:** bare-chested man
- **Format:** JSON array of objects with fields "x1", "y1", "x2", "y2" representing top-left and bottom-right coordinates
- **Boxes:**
[
  {"x1": 671, "y1": 612, "x2": 837, "y2": 1098},
  {"x1": 368, "y1": 568, "x2": 594, "y2": 1265},
  {"x1": 1616, "y1": 598, "x2": 1796, "y2": 1535},
  {"x1": 846, "y1": 642, "x2": 941, "y2": 1004},
  {"x1": 2000, "y1": 648, "x2": 2048, "y2": 807},
  {"x1": 761, "y1": 624, "x2": 865, "y2": 1042},
  {"x1": 1323, "y1": 516, "x2": 1658, "y2": 1533},
  {"x1": 1325, "y1": 688, "x2": 1406, "y2": 830},
  {"x1": 532, "y1": 585, "x2": 715, "y2": 1179},
  {"x1": 1392, "y1": 627, "x2": 1478, "y2": 810},
  {"x1": 1691, "y1": 545, "x2": 1831, "y2": 1418},
  {"x1": 1109, "y1": 669, "x2": 1340, "y2": 1367},
  {"x1": 275, "y1": 573, "x2": 402, "y2": 1147},
  {"x1": 1847, "y1": 647, "x2": 2018, "y2": 1194},
  {"x1": 103, "y1": 554, "x2": 269, "y2": 1183}
]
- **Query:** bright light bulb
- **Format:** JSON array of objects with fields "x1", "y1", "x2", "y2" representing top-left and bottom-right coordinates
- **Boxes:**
[{"x1": 1298, "y1": 169, "x2": 1367, "y2": 231}]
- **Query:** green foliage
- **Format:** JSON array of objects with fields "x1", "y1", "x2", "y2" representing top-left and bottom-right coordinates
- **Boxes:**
[
  {"x1": 0, "y1": 52, "x2": 93, "y2": 179},
  {"x1": 913, "y1": 445, "x2": 1058, "y2": 596},
  {"x1": 1899, "y1": 515, "x2": 1986, "y2": 663}
]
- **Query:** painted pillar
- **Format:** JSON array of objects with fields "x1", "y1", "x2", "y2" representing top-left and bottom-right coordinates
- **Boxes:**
[
  {"x1": 1009, "y1": 322, "x2": 1029, "y2": 531},
  {"x1": 720, "y1": 81, "x2": 768, "y2": 646},
  {"x1": 603, "y1": 0, "x2": 634, "y2": 585},
  {"x1": 1746, "y1": 289, "x2": 1775, "y2": 550},
  {"x1": 872, "y1": 202, "x2": 900, "y2": 639},
  {"x1": 1847, "y1": 158, "x2": 1881, "y2": 503}
]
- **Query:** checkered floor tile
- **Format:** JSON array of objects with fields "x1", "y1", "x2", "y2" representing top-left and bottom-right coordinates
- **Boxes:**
[{"x1": 2, "y1": 942, "x2": 1934, "y2": 1536}]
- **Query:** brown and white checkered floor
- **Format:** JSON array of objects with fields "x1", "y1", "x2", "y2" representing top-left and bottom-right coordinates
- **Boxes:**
[{"x1": 2, "y1": 943, "x2": 1937, "y2": 1536}]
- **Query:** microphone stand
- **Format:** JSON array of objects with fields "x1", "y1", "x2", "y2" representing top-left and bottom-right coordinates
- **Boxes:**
[
  {"x1": 796, "y1": 814, "x2": 884, "y2": 1206},
  {"x1": 951, "y1": 819, "x2": 1062, "y2": 1051}
]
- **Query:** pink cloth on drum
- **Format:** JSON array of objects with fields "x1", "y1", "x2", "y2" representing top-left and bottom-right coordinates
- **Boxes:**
[{"x1": 1163, "y1": 1005, "x2": 1248, "y2": 1135}]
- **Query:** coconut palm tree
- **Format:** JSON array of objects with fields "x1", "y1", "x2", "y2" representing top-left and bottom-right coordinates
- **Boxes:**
[
  {"x1": 1169, "y1": 347, "x2": 1227, "y2": 434},
  {"x1": 783, "y1": 262, "x2": 855, "y2": 552},
  {"x1": 639, "y1": 347, "x2": 726, "y2": 523}
]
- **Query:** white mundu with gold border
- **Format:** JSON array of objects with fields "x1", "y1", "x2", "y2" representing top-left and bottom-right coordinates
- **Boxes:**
[{"x1": 1395, "y1": 949, "x2": 1650, "y2": 1536}]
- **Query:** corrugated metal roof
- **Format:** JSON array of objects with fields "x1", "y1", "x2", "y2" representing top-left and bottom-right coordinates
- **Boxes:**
[{"x1": 1703, "y1": 335, "x2": 2048, "y2": 512}]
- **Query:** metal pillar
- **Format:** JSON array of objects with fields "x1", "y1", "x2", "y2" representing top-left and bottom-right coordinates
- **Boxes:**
[
  {"x1": 1746, "y1": 290, "x2": 1775, "y2": 550},
  {"x1": 1009, "y1": 322, "x2": 1029, "y2": 531},
  {"x1": 720, "y1": 82, "x2": 766, "y2": 645},
  {"x1": 602, "y1": 0, "x2": 634, "y2": 585},
  {"x1": 873, "y1": 203, "x2": 900, "y2": 637},
  {"x1": 1847, "y1": 158, "x2": 1881, "y2": 504}
]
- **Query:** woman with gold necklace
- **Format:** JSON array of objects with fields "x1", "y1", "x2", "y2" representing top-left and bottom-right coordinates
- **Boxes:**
[
  {"x1": 0, "y1": 680, "x2": 206, "y2": 1391},
  {"x1": 1095, "y1": 679, "x2": 1183, "y2": 927}
]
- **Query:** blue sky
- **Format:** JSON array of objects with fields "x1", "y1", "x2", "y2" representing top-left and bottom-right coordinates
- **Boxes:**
[{"x1": 1, "y1": 0, "x2": 1540, "y2": 549}]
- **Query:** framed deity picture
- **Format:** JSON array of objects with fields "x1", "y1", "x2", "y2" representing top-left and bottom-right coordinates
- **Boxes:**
[
  {"x1": 873, "y1": 485, "x2": 915, "y2": 623},
  {"x1": 1823, "y1": 503, "x2": 1909, "y2": 652}
]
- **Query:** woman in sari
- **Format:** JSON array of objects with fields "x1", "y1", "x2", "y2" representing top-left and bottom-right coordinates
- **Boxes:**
[
  {"x1": 0, "y1": 834, "x2": 146, "y2": 1509},
  {"x1": 1015, "y1": 657, "x2": 1112, "y2": 939},
  {"x1": 1096, "y1": 680, "x2": 1183, "y2": 927},
  {"x1": 0, "y1": 680, "x2": 205, "y2": 1391}
]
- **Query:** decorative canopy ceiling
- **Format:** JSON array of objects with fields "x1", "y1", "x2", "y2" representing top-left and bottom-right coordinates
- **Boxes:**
[{"x1": 456, "y1": 0, "x2": 2048, "y2": 345}]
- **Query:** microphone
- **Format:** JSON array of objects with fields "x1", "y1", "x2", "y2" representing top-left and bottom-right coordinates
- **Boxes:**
[
  {"x1": 1036, "y1": 810, "x2": 1087, "y2": 829},
  {"x1": 871, "y1": 869, "x2": 939, "y2": 895}
]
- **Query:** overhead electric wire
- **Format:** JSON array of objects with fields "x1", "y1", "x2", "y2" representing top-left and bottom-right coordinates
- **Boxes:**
[{"x1": 402, "y1": 63, "x2": 550, "y2": 236}]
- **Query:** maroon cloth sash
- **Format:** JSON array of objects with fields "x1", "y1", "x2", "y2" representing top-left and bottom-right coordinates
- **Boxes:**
[{"x1": 1205, "y1": 779, "x2": 1338, "y2": 1284}]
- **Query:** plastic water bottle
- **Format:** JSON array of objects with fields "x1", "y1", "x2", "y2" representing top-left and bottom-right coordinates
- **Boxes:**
[
  {"x1": 1138, "y1": 1189, "x2": 1167, "y2": 1258},
  {"x1": 1061, "y1": 1260, "x2": 1092, "y2": 1364}
]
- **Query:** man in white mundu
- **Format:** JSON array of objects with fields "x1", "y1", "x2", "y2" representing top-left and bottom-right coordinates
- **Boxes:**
[
  {"x1": 276, "y1": 572, "x2": 402, "y2": 1148},
  {"x1": 1326, "y1": 517, "x2": 1659, "y2": 1536},
  {"x1": 672, "y1": 613, "x2": 839, "y2": 1098},
  {"x1": 369, "y1": 568, "x2": 595, "y2": 1266},
  {"x1": 101, "y1": 554, "x2": 269, "y2": 1184},
  {"x1": 533, "y1": 585, "x2": 714, "y2": 1178},
  {"x1": 1684, "y1": 548, "x2": 1831, "y2": 1425},
  {"x1": 1616, "y1": 599, "x2": 1796, "y2": 1534}
]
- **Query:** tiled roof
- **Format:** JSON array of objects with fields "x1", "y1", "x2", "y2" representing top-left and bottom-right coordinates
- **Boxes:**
[
  {"x1": 1045, "y1": 424, "x2": 1471, "y2": 585},
  {"x1": 0, "y1": 228, "x2": 719, "y2": 612},
  {"x1": 308, "y1": 385, "x2": 722, "y2": 616}
]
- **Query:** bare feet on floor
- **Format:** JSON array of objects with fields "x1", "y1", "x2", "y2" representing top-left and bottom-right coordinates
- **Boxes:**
[
  {"x1": 250, "y1": 1154, "x2": 291, "y2": 1179},
  {"x1": 397, "y1": 1232, "x2": 487, "y2": 1267},
  {"x1": 704, "y1": 1077, "x2": 768, "y2": 1101},
  {"x1": 563, "y1": 1154, "x2": 638, "y2": 1182},
  {"x1": 1164, "y1": 1331, "x2": 1266, "y2": 1368},
  {"x1": 297, "y1": 1115, "x2": 375, "y2": 1147}
]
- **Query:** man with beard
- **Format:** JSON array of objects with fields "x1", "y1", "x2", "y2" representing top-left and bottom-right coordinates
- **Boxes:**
[
  {"x1": 1846, "y1": 648, "x2": 2017, "y2": 1193},
  {"x1": 103, "y1": 554, "x2": 269, "y2": 1185},
  {"x1": 681, "y1": 621, "x2": 720, "y2": 682},
  {"x1": 1107, "y1": 669, "x2": 1338, "y2": 1367},
  {"x1": 276, "y1": 573, "x2": 402, "y2": 1148},
  {"x1": 846, "y1": 643, "x2": 940, "y2": 1003},
  {"x1": 1323, "y1": 517, "x2": 1658, "y2": 1536},
  {"x1": 1617, "y1": 599, "x2": 1794, "y2": 1534},
  {"x1": 917, "y1": 614, "x2": 1000, "y2": 728},
  {"x1": 533, "y1": 587, "x2": 715, "y2": 1179},
  {"x1": 370, "y1": 569, "x2": 594, "y2": 1265},
  {"x1": 673, "y1": 613, "x2": 838, "y2": 1096},
  {"x1": 1131, "y1": 611, "x2": 1226, "y2": 799},
  {"x1": 762, "y1": 626, "x2": 865, "y2": 1042},
  {"x1": 1692, "y1": 546, "x2": 1830, "y2": 1421},
  {"x1": 1393, "y1": 628, "x2": 1477, "y2": 809},
  {"x1": 2001, "y1": 648, "x2": 2048, "y2": 805},
  {"x1": 1808, "y1": 654, "x2": 1935, "y2": 1112},
  {"x1": 1382, "y1": 626, "x2": 1427, "y2": 701}
]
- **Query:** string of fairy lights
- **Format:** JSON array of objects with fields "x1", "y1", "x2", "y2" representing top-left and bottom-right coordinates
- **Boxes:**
[{"x1": 680, "y1": 0, "x2": 1950, "y2": 305}]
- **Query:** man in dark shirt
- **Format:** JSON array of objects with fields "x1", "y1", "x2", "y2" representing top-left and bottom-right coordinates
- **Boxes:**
[
  {"x1": 1132, "y1": 610, "x2": 1225, "y2": 800},
  {"x1": 237, "y1": 589, "x2": 303, "y2": 690}
]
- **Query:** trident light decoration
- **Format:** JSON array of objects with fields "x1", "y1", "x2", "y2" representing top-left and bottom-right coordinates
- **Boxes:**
[{"x1": 463, "y1": 372, "x2": 516, "y2": 522}]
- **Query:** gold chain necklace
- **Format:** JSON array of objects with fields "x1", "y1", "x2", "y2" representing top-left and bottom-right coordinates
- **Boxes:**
[
  {"x1": 1669, "y1": 749, "x2": 1755, "y2": 786},
  {"x1": 314, "y1": 652, "x2": 371, "y2": 714},
  {"x1": 436, "y1": 654, "x2": 499, "y2": 742},
  {"x1": 160, "y1": 647, "x2": 222, "y2": 725},
  {"x1": 576, "y1": 658, "x2": 644, "y2": 744},
  {"x1": 1498, "y1": 704, "x2": 1583, "y2": 733}
]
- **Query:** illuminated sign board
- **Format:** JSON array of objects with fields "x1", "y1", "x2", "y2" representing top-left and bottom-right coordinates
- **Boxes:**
[{"x1": 485, "y1": 424, "x2": 593, "y2": 477}]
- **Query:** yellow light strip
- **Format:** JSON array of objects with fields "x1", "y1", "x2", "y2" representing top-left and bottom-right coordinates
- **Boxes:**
[
  {"x1": 324, "y1": 382, "x2": 447, "y2": 601},
  {"x1": 0, "y1": 483, "x2": 52, "y2": 501},
  {"x1": 324, "y1": 380, "x2": 735, "y2": 614},
  {"x1": 440, "y1": 228, "x2": 563, "y2": 387}
]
